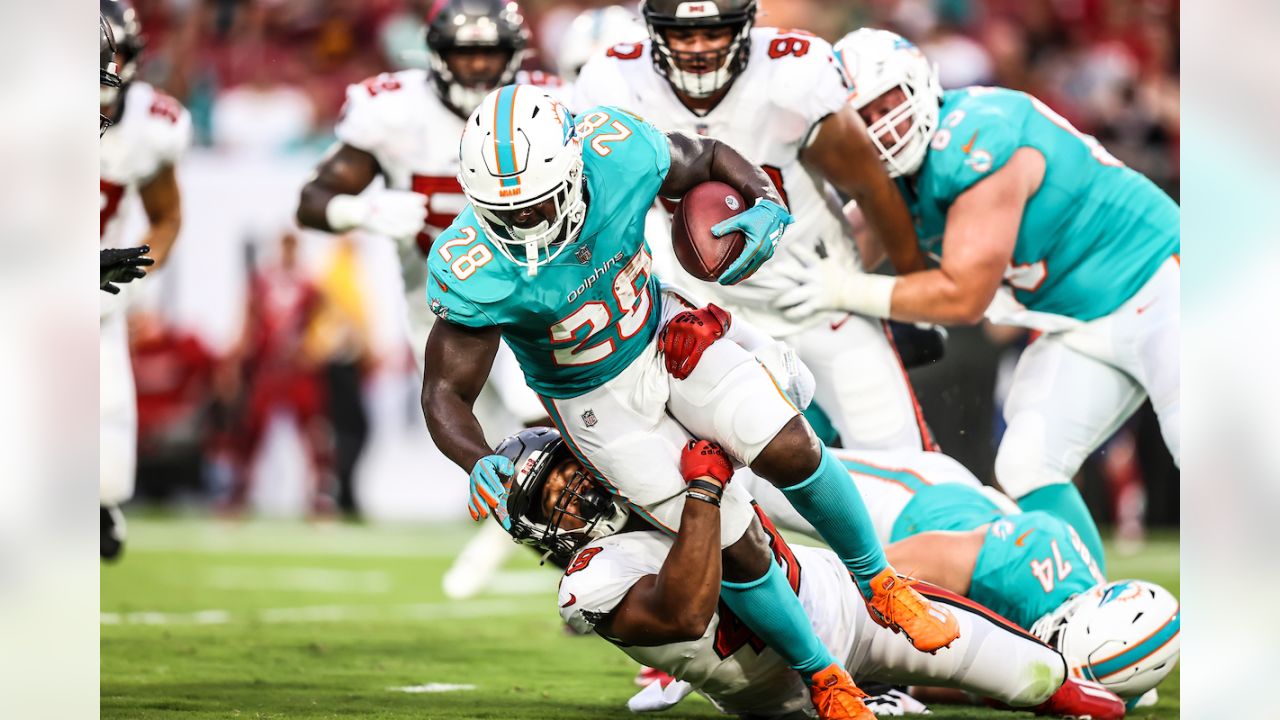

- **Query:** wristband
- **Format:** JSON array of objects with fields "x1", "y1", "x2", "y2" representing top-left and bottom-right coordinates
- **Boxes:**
[
  {"x1": 686, "y1": 479, "x2": 724, "y2": 500},
  {"x1": 325, "y1": 193, "x2": 370, "y2": 232},
  {"x1": 685, "y1": 490, "x2": 721, "y2": 508},
  {"x1": 840, "y1": 273, "x2": 897, "y2": 320}
]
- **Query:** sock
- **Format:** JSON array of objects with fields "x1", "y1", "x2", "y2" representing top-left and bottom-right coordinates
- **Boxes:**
[
  {"x1": 780, "y1": 447, "x2": 888, "y2": 599},
  {"x1": 720, "y1": 561, "x2": 838, "y2": 679},
  {"x1": 1017, "y1": 484, "x2": 1107, "y2": 575}
]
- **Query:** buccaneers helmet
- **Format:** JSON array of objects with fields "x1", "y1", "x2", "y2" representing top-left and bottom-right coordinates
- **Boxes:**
[
  {"x1": 100, "y1": 14, "x2": 121, "y2": 135},
  {"x1": 425, "y1": 0, "x2": 529, "y2": 118},
  {"x1": 641, "y1": 0, "x2": 757, "y2": 99},
  {"x1": 100, "y1": 0, "x2": 144, "y2": 110}
]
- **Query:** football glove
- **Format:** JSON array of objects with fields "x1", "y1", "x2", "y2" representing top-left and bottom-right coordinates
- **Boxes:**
[
  {"x1": 680, "y1": 440, "x2": 733, "y2": 487},
  {"x1": 100, "y1": 245, "x2": 154, "y2": 294},
  {"x1": 771, "y1": 243, "x2": 895, "y2": 321},
  {"x1": 713, "y1": 198, "x2": 793, "y2": 286},
  {"x1": 327, "y1": 189, "x2": 428, "y2": 241},
  {"x1": 658, "y1": 303, "x2": 731, "y2": 380},
  {"x1": 468, "y1": 454, "x2": 515, "y2": 529}
]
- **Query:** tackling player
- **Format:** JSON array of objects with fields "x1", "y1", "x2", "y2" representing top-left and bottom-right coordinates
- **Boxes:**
[
  {"x1": 739, "y1": 448, "x2": 1181, "y2": 706},
  {"x1": 773, "y1": 29, "x2": 1181, "y2": 566},
  {"x1": 573, "y1": 0, "x2": 938, "y2": 453},
  {"x1": 100, "y1": 0, "x2": 191, "y2": 559},
  {"x1": 423, "y1": 85, "x2": 959, "y2": 718},
  {"x1": 490, "y1": 427, "x2": 1125, "y2": 720}
]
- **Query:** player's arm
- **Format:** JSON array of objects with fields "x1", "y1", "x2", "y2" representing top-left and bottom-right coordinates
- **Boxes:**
[
  {"x1": 296, "y1": 144, "x2": 382, "y2": 232},
  {"x1": 136, "y1": 165, "x2": 182, "y2": 267},
  {"x1": 886, "y1": 148, "x2": 1043, "y2": 324},
  {"x1": 802, "y1": 106, "x2": 925, "y2": 274},
  {"x1": 596, "y1": 445, "x2": 728, "y2": 645},
  {"x1": 421, "y1": 318, "x2": 502, "y2": 472},
  {"x1": 660, "y1": 132, "x2": 793, "y2": 285}
]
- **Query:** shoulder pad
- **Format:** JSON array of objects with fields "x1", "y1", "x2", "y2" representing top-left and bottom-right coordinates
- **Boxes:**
[
  {"x1": 924, "y1": 88, "x2": 1024, "y2": 200},
  {"x1": 139, "y1": 87, "x2": 192, "y2": 164},
  {"x1": 750, "y1": 30, "x2": 849, "y2": 128},
  {"x1": 335, "y1": 70, "x2": 427, "y2": 150}
]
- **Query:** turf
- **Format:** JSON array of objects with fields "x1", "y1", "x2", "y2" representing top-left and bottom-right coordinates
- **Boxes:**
[{"x1": 101, "y1": 518, "x2": 1179, "y2": 719}]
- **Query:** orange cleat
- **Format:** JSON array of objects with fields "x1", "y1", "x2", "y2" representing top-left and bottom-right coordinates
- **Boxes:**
[
  {"x1": 865, "y1": 568, "x2": 961, "y2": 653},
  {"x1": 809, "y1": 664, "x2": 875, "y2": 720}
]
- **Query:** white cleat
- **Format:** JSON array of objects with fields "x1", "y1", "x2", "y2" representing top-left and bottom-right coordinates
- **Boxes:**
[{"x1": 442, "y1": 521, "x2": 517, "y2": 600}]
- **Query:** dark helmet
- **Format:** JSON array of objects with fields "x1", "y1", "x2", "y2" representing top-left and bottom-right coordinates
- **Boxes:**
[
  {"x1": 100, "y1": 0, "x2": 144, "y2": 109},
  {"x1": 494, "y1": 427, "x2": 630, "y2": 563},
  {"x1": 641, "y1": 0, "x2": 757, "y2": 99},
  {"x1": 100, "y1": 14, "x2": 121, "y2": 135},
  {"x1": 425, "y1": 0, "x2": 529, "y2": 118}
]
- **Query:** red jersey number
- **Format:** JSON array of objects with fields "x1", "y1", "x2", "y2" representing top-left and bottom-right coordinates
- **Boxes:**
[
  {"x1": 712, "y1": 504, "x2": 802, "y2": 659},
  {"x1": 361, "y1": 74, "x2": 402, "y2": 97},
  {"x1": 100, "y1": 180, "x2": 126, "y2": 238},
  {"x1": 565, "y1": 546, "x2": 603, "y2": 576},
  {"x1": 768, "y1": 36, "x2": 811, "y2": 59},
  {"x1": 410, "y1": 174, "x2": 467, "y2": 255},
  {"x1": 148, "y1": 94, "x2": 182, "y2": 124},
  {"x1": 607, "y1": 43, "x2": 644, "y2": 60}
]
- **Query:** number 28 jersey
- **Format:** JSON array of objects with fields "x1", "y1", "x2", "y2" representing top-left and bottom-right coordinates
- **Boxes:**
[
  {"x1": 426, "y1": 106, "x2": 669, "y2": 399},
  {"x1": 907, "y1": 87, "x2": 1180, "y2": 324}
]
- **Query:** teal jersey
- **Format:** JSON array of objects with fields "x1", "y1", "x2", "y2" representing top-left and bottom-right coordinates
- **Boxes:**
[
  {"x1": 905, "y1": 87, "x2": 1180, "y2": 321},
  {"x1": 890, "y1": 482, "x2": 1107, "y2": 629},
  {"x1": 970, "y1": 512, "x2": 1107, "y2": 629},
  {"x1": 426, "y1": 106, "x2": 670, "y2": 398}
]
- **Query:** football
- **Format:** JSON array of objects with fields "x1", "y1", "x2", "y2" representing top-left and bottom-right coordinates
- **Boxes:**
[{"x1": 670, "y1": 181, "x2": 747, "y2": 282}]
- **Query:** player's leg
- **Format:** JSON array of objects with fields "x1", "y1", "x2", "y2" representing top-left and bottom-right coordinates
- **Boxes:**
[
  {"x1": 1118, "y1": 256, "x2": 1181, "y2": 465},
  {"x1": 101, "y1": 311, "x2": 137, "y2": 559},
  {"x1": 541, "y1": 350, "x2": 843, "y2": 682},
  {"x1": 995, "y1": 334, "x2": 1145, "y2": 569},
  {"x1": 791, "y1": 315, "x2": 935, "y2": 452},
  {"x1": 665, "y1": 311, "x2": 958, "y2": 652}
]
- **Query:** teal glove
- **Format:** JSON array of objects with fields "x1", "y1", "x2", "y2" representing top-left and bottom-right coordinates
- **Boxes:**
[
  {"x1": 468, "y1": 455, "x2": 515, "y2": 530},
  {"x1": 712, "y1": 198, "x2": 794, "y2": 286}
]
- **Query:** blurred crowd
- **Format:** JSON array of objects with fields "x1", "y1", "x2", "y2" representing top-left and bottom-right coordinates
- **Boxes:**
[{"x1": 118, "y1": 0, "x2": 1179, "y2": 532}]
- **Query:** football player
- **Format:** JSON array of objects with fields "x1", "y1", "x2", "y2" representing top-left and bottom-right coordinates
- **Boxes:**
[
  {"x1": 573, "y1": 0, "x2": 938, "y2": 453},
  {"x1": 739, "y1": 447, "x2": 1180, "y2": 707},
  {"x1": 100, "y1": 0, "x2": 191, "y2": 559},
  {"x1": 774, "y1": 29, "x2": 1181, "y2": 566},
  {"x1": 423, "y1": 84, "x2": 960, "y2": 719},
  {"x1": 491, "y1": 427, "x2": 1126, "y2": 720},
  {"x1": 555, "y1": 5, "x2": 647, "y2": 85}
]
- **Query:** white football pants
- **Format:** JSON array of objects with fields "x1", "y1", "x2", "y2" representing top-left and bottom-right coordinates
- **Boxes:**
[{"x1": 100, "y1": 306, "x2": 137, "y2": 506}]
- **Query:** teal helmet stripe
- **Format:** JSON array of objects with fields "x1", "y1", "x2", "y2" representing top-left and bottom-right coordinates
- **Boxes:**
[
  {"x1": 493, "y1": 85, "x2": 521, "y2": 188},
  {"x1": 1088, "y1": 609, "x2": 1180, "y2": 680},
  {"x1": 839, "y1": 458, "x2": 931, "y2": 493}
]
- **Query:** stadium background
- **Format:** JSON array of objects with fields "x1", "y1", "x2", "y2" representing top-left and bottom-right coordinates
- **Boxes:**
[{"x1": 112, "y1": 0, "x2": 1179, "y2": 530}]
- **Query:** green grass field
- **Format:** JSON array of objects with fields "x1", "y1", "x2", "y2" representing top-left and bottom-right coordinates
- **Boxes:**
[{"x1": 101, "y1": 518, "x2": 1178, "y2": 719}]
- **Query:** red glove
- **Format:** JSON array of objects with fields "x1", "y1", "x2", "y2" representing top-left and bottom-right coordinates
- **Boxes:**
[
  {"x1": 680, "y1": 440, "x2": 734, "y2": 486},
  {"x1": 658, "y1": 303, "x2": 731, "y2": 380}
]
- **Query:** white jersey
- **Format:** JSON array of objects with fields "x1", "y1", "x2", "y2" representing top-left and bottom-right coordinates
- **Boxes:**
[
  {"x1": 573, "y1": 30, "x2": 861, "y2": 337},
  {"x1": 738, "y1": 448, "x2": 1011, "y2": 545},
  {"x1": 100, "y1": 81, "x2": 192, "y2": 248},
  {"x1": 559, "y1": 532, "x2": 858, "y2": 718}
]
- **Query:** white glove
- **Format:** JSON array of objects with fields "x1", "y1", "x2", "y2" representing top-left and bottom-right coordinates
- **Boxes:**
[
  {"x1": 326, "y1": 189, "x2": 427, "y2": 240},
  {"x1": 626, "y1": 679, "x2": 694, "y2": 713},
  {"x1": 771, "y1": 244, "x2": 896, "y2": 321},
  {"x1": 753, "y1": 341, "x2": 815, "y2": 410}
]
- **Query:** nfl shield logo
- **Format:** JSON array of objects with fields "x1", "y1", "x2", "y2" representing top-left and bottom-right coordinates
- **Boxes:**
[
  {"x1": 575, "y1": 245, "x2": 592, "y2": 264},
  {"x1": 581, "y1": 409, "x2": 598, "y2": 428}
]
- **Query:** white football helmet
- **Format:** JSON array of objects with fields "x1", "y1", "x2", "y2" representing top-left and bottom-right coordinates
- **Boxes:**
[
  {"x1": 458, "y1": 85, "x2": 586, "y2": 275},
  {"x1": 833, "y1": 28, "x2": 943, "y2": 178},
  {"x1": 1031, "y1": 579, "x2": 1181, "y2": 699},
  {"x1": 557, "y1": 5, "x2": 647, "y2": 82}
]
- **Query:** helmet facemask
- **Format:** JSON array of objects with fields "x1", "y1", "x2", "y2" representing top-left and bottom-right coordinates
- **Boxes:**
[
  {"x1": 862, "y1": 83, "x2": 941, "y2": 178},
  {"x1": 426, "y1": 0, "x2": 529, "y2": 118},
  {"x1": 643, "y1": 1, "x2": 756, "y2": 100},
  {"x1": 469, "y1": 155, "x2": 587, "y2": 276}
]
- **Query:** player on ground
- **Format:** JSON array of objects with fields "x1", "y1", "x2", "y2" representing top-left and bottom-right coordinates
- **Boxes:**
[
  {"x1": 774, "y1": 29, "x2": 1181, "y2": 565},
  {"x1": 573, "y1": 0, "x2": 937, "y2": 452},
  {"x1": 423, "y1": 85, "x2": 959, "y2": 718},
  {"x1": 739, "y1": 448, "x2": 1180, "y2": 706},
  {"x1": 492, "y1": 427, "x2": 1125, "y2": 719},
  {"x1": 100, "y1": 0, "x2": 191, "y2": 559}
]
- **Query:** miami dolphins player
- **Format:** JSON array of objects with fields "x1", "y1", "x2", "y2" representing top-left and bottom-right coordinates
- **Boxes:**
[
  {"x1": 773, "y1": 29, "x2": 1181, "y2": 567},
  {"x1": 739, "y1": 448, "x2": 1181, "y2": 705},
  {"x1": 422, "y1": 85, "x2": 960, "y2": 719}
]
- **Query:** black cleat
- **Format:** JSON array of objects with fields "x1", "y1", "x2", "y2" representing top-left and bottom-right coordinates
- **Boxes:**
[{"x1": 101, "y1": 505, "x2": 126, "y2": 561}]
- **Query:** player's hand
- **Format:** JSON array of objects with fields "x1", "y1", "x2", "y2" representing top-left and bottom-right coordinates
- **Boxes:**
[
  {"x1": 351, "y1": 189, "x2": 428, "y2": 239},
  {"x1": 680, "y1": 440, "x2": 733, "y2": 487},
  {"x1": 658, "y1": 303, "x2": 731, "y2": 380},
  {"x1": 773, "y1": 244, "x2": 896, "y2": 321},
  {"x1": 713, "y1": 198, "x2": 793, "y2": 286},
  {"x1": 100, "y1": 245, "x2": 154, "y2": 294},
  {"x1": 468, "y1": 455, "x2": 515, "y2": 529}
]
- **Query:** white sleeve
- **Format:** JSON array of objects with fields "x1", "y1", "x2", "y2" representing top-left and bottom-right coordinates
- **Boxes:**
[
  {"x1": 334, "y1": 77, "x2": 386, "y2": 153},
  {"x1": 557, "y1": 535, "x2": 666, "y2": 634},
  {"x1": 570, "y1": 55, "x2": 633, "y2": 114},
  {"x1": 765, "y1": 35, "x2": 850, "y2": 146}
]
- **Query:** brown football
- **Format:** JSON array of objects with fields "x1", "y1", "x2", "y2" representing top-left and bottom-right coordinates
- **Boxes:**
[{"x1": 671, "y1": 181, "x2": 747, "y2": 282}]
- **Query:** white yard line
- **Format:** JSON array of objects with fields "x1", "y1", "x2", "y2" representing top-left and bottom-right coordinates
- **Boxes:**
[
  {"x1": 101, "y1": 598, "x2": 536, "y2": 627},
  {"x1": 388, "y1": 683, "x2": 476, "y2": 694}
]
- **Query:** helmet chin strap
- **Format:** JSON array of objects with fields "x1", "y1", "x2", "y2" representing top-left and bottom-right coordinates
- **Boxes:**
[{"x1": 524, "y1": 241, "x2": 539, "y2": 276}]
